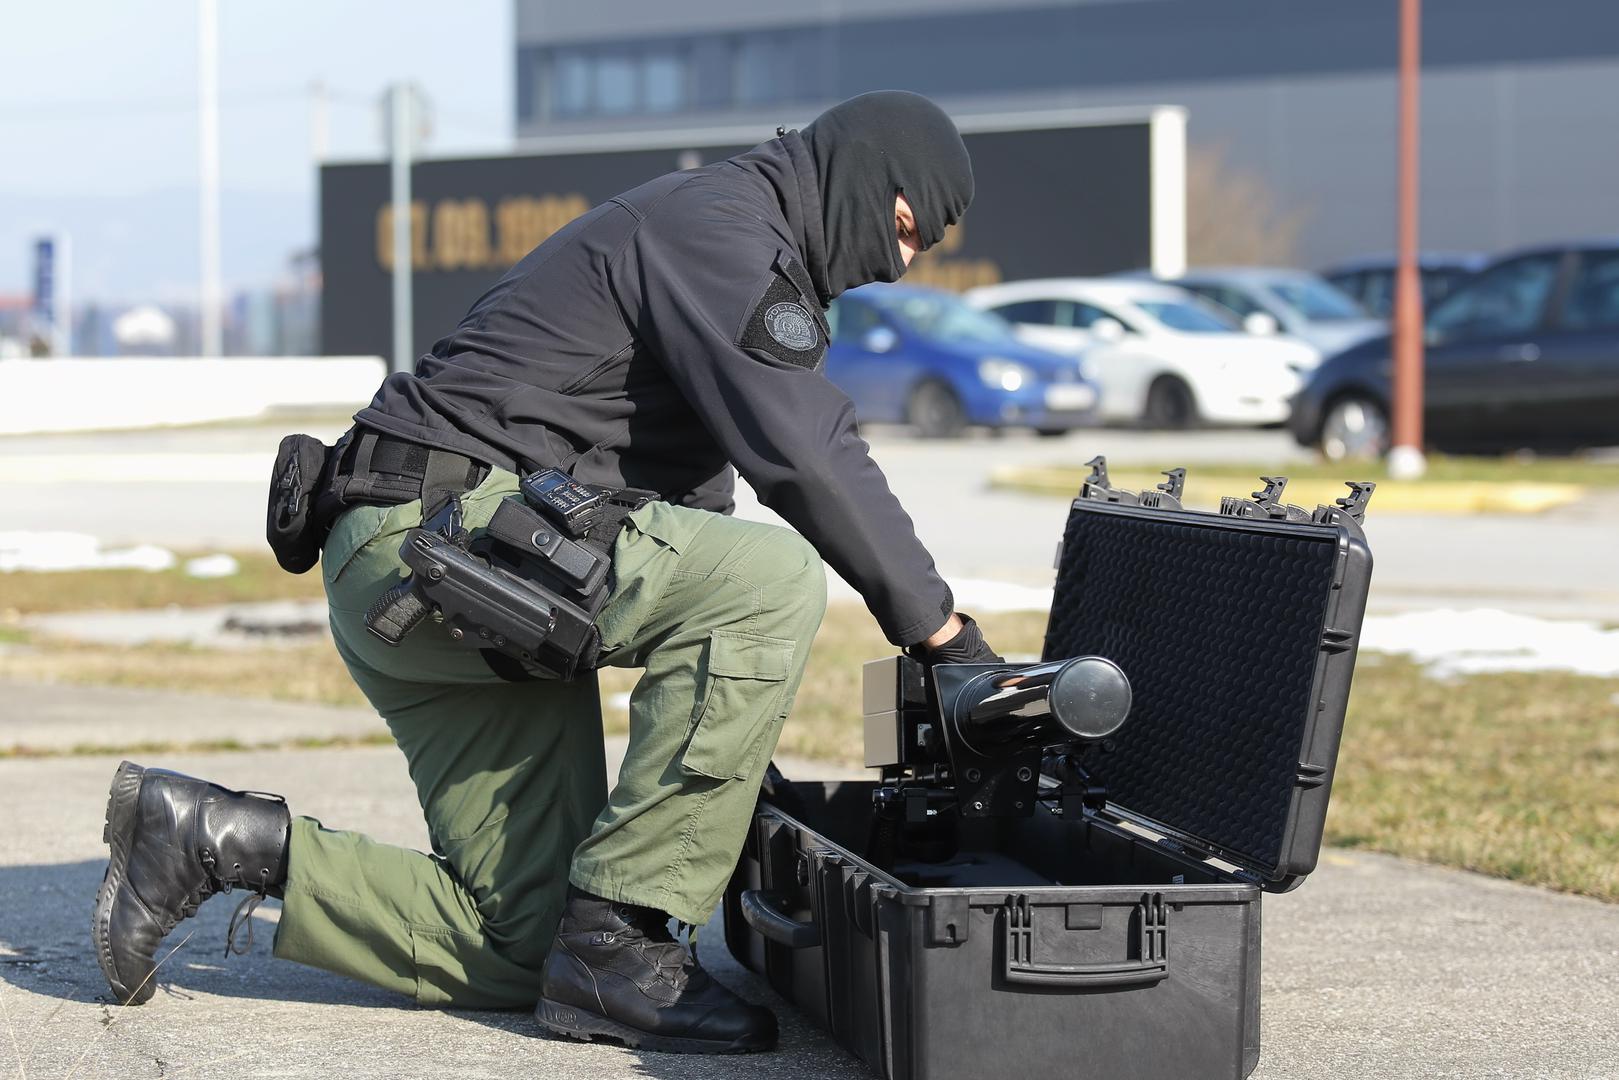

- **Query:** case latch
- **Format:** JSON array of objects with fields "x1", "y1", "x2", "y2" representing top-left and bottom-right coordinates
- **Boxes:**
[
  {"x1": 1078, "y1": 456, "x2": 1140, "y2": 505},
  {"x1": 1138, "y1": 467, "x2": 1187, "y2": 510},
  {"x1": 1220, "y1": 475, "x2": 1312, "y2": 521},
  {"x1": 1313, "y1": 480, "x2": 1377, "y2": 525},
  {"x1": 1001, "y1": 893, "x2": 1169, "y2": 988}
]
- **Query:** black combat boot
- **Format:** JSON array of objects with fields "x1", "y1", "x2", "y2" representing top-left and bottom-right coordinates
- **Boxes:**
[
  {"x1": 93, "y1": 760, "x2": 290, "y2": 1005},
  {"x1": 536, "y1": 887, "x2": 777, "y2": 1054}
]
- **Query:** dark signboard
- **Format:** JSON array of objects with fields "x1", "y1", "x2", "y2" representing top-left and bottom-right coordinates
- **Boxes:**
[{"x1": 321, "y1": 122, "x2": 1151, "y2": 359}]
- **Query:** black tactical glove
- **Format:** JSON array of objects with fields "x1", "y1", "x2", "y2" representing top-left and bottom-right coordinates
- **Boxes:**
[{"x1": 906, "y1": 612, "x2": 1004, "y2": 666}]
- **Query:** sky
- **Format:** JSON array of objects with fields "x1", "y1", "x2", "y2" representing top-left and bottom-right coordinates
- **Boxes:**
[{"x1": 0, "y1": 1, "x2": 512, "y2": 303}]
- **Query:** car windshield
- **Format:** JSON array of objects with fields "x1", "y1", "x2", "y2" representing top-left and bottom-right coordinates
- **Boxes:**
[
  {"x1": 1132, "y1": 299, "x2": 1237, "y2": 333},
  {"x1": 872, "y1": 292, "x2": 1019, "y2": 344},
  {"x1": 1268, "y1": 278, "x2": 1366, "y2": 322}
]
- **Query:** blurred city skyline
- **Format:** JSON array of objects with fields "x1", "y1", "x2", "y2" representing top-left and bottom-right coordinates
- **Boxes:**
[{"x1": 0, "y1": 1, "x2": 512, "y2": 303}]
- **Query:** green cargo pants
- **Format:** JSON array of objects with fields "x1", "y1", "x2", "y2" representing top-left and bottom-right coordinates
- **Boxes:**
[{"x1": 270, "y1": 468, "x2": 827, "y2": 1008}]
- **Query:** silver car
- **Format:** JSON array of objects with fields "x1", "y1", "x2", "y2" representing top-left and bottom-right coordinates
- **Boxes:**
[{"x1": 1121, "y1": 267, "x2": 1386, "y2": 357}]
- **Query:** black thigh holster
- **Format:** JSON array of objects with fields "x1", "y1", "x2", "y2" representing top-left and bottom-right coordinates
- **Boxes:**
[{"x1": 364, "y1": 476, "x2": 650, "y2": 682}]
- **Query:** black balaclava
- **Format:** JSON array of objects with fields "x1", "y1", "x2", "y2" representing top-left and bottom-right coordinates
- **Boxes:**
[{"x1": 800, "y1": 91, "x2": 974, "y2": 302}]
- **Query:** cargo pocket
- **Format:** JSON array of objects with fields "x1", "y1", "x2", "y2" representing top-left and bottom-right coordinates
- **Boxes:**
[
  {"x1": 681, "y1": 629, "x2": 795, "y2": 782},
  {"x1": 408, "y1": 925, "x2": 482, "y2": 1008}
]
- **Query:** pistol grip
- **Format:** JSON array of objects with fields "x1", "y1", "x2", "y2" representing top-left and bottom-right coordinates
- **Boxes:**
[{"x1": 365, "y1": 578, "x2": 433, "y2": 645}]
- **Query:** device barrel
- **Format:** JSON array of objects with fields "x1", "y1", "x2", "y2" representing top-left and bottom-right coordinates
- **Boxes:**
[{"x1": 952, "y1": 656, "x2": 1131, "y2": 755}]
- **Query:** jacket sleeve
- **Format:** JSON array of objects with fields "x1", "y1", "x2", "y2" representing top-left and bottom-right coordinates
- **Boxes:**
[{"x1": 616, "y1": 202, "x2": 954, "y2": 646}]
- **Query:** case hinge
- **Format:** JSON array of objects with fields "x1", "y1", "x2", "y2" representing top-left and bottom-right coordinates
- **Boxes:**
[
  {"x1": 1295, "y1": 762, "x2": 1328, "y2": 789},
  {"x1": 1154, "y1": 836, "x2": 1202, "y2": 860},
  {"x1": 1321, "y1": 626, "x2": 1356, "y2": 654}
]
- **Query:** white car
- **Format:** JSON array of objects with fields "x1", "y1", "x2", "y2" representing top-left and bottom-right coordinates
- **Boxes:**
[{"x1": 964, "y1": 279, "x2": 1321, "y2": 428}]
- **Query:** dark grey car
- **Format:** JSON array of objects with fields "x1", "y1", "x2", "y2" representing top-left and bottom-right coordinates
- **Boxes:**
[{"x1": 1289, "y1": 241, "x2": 1619, "y2": 459}]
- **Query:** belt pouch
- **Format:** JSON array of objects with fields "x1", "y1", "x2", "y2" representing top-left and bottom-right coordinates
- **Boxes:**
[{"x1": 266, "y1": 433, "x2": 336, "y2": 574}]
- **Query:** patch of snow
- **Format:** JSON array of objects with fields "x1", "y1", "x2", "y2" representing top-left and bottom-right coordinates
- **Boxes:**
[
  {"x1": 1360, "y1": 608, "x2": 1619, "y2": 679},
  {"x1": 185, "y1": 553, "x2": 240, "y2": 578},
  {"x1": 0, "y1": 531, "x2": 175, "y2": 573},
  {"x1": 936, "y1": 583, "x2": 1619, "y2": 680}
]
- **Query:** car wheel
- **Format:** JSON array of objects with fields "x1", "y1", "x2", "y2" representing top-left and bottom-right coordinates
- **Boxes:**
[
  {"x1": 1141, "y1": 377, "x2": 1198, "y2": 430},
  {"x1": 1318, "y1": 394, "x2": 1390, "y2": 461},
  {"x1": 907, "y1": 380, "x2": 967, "y2": 439}
]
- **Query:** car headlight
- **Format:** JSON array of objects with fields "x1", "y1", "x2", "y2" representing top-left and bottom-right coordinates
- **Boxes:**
[{"x1": 978, "y1": 358, "x2": 1034, "y2": 392}]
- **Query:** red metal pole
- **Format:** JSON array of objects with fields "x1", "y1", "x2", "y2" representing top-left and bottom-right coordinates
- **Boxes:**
[{"x1": 1391, "y1": 0, "x2": 1426, "y2": 473}]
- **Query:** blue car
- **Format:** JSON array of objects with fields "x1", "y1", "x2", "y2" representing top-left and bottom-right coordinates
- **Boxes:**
[{"x1": 825, "y1": 284, "x2": 1099, "y2": 437}]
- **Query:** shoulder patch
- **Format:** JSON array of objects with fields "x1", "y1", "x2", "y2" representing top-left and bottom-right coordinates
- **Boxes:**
[{"x1": 738, "y1": 256, "x2": 827, "y2": 370}]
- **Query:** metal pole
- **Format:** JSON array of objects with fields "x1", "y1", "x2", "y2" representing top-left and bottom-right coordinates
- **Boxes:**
[
  {"x1": 1390, "y1": 0, "x2": 1426, "y2": 479},
  {"x1": 390, "y1": 83, "x2": 415, "y2": 376},
  {"x1": 198, "y1": 0, "x2": 223, "y2": 357},
  {"x1": 310, "y1": 80, "x2": 330, "y2": 164}
]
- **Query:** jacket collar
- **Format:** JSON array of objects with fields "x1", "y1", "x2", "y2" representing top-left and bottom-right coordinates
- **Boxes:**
[
  {"x1": 727, "y1": 132, "x2": 832, "y2": 309},
  {"x1": 780, "y1": 131, "x2": 832, "y2": 308}
]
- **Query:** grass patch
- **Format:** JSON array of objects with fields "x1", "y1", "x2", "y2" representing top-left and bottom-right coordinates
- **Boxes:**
[
  {"x1": 4, "y1": 602, "x2": 1615, "y2": 901},
  {"x1": 1085, "y1": 454, "x2": 1619, "y2": 487},
  {"x1": 1, "y1": 551, "x2": 325, "y2": 616},
  {"x1": 0, "y1": 641, "x2": 368, "y2": 708},
  {"x1": 991, "y1": 457, "x2": 1600, "y2": 513},
  {"x1": 0, "y1": 731, "x2": 396, "y2": 761},
  {"x1": 1328, "y1": 657, "x2": 1619, "y2": 902}
]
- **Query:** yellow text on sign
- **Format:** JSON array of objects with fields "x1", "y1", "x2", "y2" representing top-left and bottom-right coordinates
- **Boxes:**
[{"x1": 376, "y1": 194, "x2": 592, "y2": 273}]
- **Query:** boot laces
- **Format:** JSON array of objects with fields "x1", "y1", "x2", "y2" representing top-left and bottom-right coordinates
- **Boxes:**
[
  {"x1": 611, "y1": 905, "x2": 697, "y2": 983},
  {"x1": 204, "y1": 789, "x2": 286, "y2": 958},
  {"x1": 223, "y1": 868, "x2": 274, "y2": 957}
]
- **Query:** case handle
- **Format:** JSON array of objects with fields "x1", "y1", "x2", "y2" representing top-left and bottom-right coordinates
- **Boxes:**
[
  {"x1": 1003, "y1": 953, "x2": 1168, "y2": 989},
  {"x1": 739, "y1": 889, "x2": 820, "y2": 949},
  {"x1": 1003, "y1": 894, "x2": 1169, "y2": 989}
]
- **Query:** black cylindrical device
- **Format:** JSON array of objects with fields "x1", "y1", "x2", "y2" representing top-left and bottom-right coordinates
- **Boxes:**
[{"x1": 951, "y1": 656, "x2": 1131, "y2": 757}]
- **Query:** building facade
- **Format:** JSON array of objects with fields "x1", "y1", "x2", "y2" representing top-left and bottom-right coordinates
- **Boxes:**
[{"x1": 514, "y1": 0, "x2": 1619, "y2": 270}]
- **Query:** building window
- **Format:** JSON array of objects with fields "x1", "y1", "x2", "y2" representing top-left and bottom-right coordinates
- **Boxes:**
[
  {"x1": 540, "y1": 46, "x2": 690, "y2": 120},
  {"x1": 737, "y1": 34, "x2": 793, "y2": 106},
  {"x1": 594, "y1": 55, "x2": 637, "y2": 114},
  {"x1": 644, "y1": 53, "x2": 687, "y2": 112},
  {"x1": 553, "y1": 54, "x2": 592, "y2": 117}
]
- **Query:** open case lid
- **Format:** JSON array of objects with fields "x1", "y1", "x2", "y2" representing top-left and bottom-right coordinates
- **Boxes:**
[{"x1": 1040, "y1": 465, "x2": 1374, "y2": 891}]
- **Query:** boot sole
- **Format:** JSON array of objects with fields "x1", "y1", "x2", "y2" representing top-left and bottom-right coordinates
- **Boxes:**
[
  {"x1": 93, "y1": 760, "x2": 151, "y2": 1006},
  {"x1": 535, "y1": 996, "x2": 774, "y2": 1055}
]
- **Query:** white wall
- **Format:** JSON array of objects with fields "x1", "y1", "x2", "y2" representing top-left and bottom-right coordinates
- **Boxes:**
[{"x1": 0, "y1": 357, "x2": 386, "y2": 435}]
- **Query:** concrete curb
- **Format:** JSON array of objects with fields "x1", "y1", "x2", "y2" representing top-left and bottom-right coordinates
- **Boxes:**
[{"x1": 988, "y1": 465, "x2": 1588, "y2": 514}]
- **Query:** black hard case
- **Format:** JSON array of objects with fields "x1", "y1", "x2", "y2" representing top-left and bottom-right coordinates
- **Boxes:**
[{"x1": 723, "y1": 490, "x2": 1373, "y2": 1080}]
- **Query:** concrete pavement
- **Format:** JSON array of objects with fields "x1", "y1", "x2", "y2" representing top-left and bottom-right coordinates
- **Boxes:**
[{"x1": 1, "y1": 683, "x2": 1617, "y2": 1079}]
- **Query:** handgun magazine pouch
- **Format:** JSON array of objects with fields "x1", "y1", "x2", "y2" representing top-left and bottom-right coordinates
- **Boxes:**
[
  {"x1": 266, "y1": 434, "x2": 338, "y2": 574},
  {"x1": 475, "y1": 498, "x2": 613, "y2": 678}
]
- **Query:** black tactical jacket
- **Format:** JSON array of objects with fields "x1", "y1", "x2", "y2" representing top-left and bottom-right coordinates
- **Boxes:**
[{"x1": 355, "y1": 133, "x2": 953, "y2": 646}]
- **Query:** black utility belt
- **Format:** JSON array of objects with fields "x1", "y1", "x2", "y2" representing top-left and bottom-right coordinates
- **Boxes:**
[
  {"x1": 364, "y1": 470, "x2": 652, "y2": 682},
  {"x1": 263, "y1": 427, "x2": 649, "y2": 682}
]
